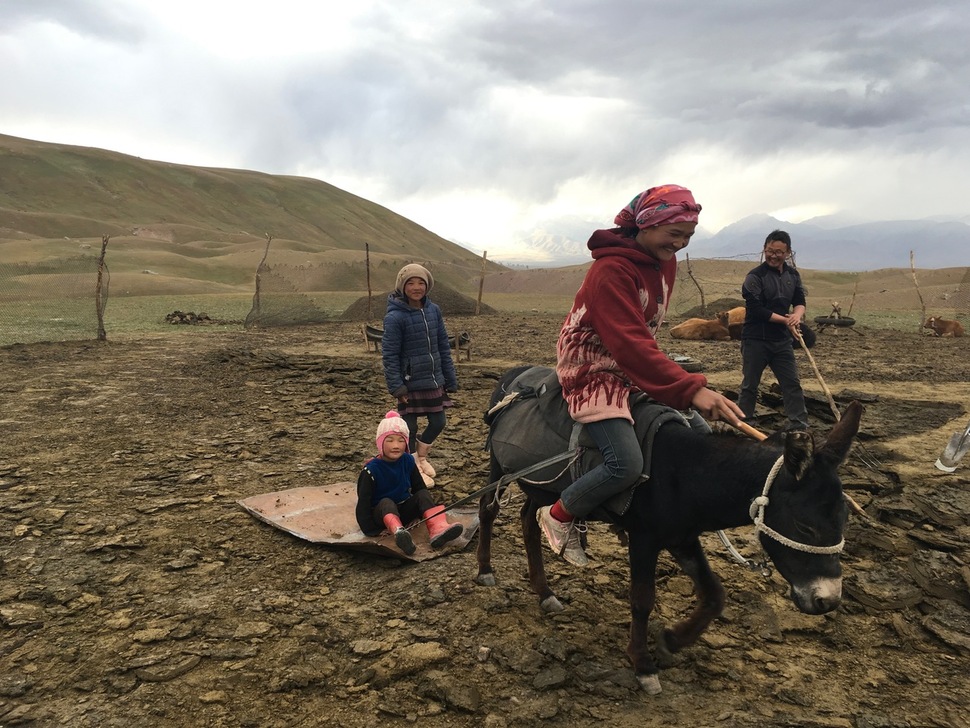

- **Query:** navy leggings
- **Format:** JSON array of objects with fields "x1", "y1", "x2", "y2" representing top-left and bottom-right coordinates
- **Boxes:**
[{"x1": 403, "y1": 411, "x2": 446, "y2": 451}]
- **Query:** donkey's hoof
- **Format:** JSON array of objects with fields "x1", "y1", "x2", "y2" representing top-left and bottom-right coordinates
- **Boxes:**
[
  {"x1": 539, "y1": 595, "x2": 564, "y2": 613},
  {"x1": 475, "y1": 573, "x2": 497, "y2": 587},
  {"x1": 637, "y1": 673, "x2": 663, "y2": 695}
]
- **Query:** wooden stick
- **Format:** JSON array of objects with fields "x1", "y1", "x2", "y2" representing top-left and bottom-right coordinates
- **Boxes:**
[
  {"x1": 793, "y1": 327, "x2": 841, "y2": 422},
  {"x1": 734, "y1": 420, "x2": 767, "y2": 441}
]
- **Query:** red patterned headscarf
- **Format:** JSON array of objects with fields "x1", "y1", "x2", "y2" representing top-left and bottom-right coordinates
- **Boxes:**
[{"x1": 614, "y1": 185, "x2": 701, "y2": 230}]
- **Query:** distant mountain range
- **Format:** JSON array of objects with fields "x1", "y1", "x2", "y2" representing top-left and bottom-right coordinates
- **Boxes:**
[{"x1": 485, "y1": 213, "x2": 970, "y2": 271}]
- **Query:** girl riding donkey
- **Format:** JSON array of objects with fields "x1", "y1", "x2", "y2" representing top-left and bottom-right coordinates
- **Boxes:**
[
  {"x1": 541, "y1": 185, "x2": 746, "y2": 566},
  {"x1": 355, "y1": 411, "x2": 463, "y2": 555}
]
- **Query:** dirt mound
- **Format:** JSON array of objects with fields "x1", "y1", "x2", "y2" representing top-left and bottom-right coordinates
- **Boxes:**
[{"x1": 339, "y1": 284, "x2": 497, "y2": 321}]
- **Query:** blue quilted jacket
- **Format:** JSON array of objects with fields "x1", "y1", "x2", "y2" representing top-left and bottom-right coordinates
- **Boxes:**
[{"x1": 382, "y1": 293, "x2": 458, "y2": 396}]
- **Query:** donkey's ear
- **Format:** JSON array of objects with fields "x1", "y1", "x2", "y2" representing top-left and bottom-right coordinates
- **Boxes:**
[
  {"x1": 783, "y1": 429, "x2": 815, "y2": 480},
  {"x1": 818, "y1": 401, "x2": 864, "y2": 465}
]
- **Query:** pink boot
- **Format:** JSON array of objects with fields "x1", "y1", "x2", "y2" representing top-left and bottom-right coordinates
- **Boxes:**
[
  {"x1": 423, "y1": 506, "x2": 463, "y2": 550},
  {"x1": 383, "y1": 513, "x2": 415, "y2": 555}
]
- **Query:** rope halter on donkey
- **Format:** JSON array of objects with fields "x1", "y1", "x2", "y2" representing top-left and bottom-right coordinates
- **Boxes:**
[{"x1": 748, "y1": 455, "x2": 845, "y2": 555}]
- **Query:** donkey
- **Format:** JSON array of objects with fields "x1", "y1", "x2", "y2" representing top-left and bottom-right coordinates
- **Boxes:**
[{"x1": 475, "y1": 365, "x2": 862, "y2": 694}]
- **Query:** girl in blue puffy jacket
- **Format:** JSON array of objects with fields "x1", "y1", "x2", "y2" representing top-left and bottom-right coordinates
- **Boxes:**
[{"x1": 382, "y1": 263, "x2": 458, "y2": 485}]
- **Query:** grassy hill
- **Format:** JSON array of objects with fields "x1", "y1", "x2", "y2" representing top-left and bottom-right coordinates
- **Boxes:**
[{"x1": 0, "y1": 133, "x2": 500, "y2": 297}]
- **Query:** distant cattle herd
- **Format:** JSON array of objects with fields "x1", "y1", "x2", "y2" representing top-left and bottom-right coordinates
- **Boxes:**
[{"x1": 668, "y1": 308, "x2": 964, "y2": 341}]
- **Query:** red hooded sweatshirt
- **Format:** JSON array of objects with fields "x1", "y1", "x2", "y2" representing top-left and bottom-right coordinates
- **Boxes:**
[{"x1": 556, "y1": 228, "x2": 707, "y2": 423}]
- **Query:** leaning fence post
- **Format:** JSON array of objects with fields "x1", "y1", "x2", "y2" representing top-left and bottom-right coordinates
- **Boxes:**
[
  {"x1": 684, "y1": 253, "x2": 705, "y2": 315},
  {"x1": 910, "y1": 250, "x2": 927, "y2": 330},
  {"x1": 365, "y1": 243, "x2": 373, "y2": 320},
  {"x1": 476, "y1": 250, "x2": 487, "y2": 316}
]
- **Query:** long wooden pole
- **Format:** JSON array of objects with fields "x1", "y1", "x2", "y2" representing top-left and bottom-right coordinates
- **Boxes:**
[
  {"x1": 846, "y1": 278, "x2": 859, "y2": 318},
  {"x1": 475, "y1": 250, "x2": 487, "y2": 316},
  {"x1": 793, "y1": 327, "x2": 840, "y2": 422},
  {"x1": 910, "y1": 250, "x2": 926, "y2": 329},
  {"x1": 365, "y1": 243, "x2": 372, "y2": 320}
]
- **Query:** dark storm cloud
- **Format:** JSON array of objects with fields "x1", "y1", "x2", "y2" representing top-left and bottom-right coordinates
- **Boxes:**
[{"x1": 229, "y1": 0, "x2": 970, "y2": 202}]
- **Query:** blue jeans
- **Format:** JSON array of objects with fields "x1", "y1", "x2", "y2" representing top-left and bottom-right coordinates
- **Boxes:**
[{"x1": 560, "y1": 418, "x2": 644, "y2": 519}]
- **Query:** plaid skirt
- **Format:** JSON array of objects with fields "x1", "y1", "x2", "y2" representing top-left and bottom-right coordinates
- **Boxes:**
[{"x1": 399, "y1": 387, "x2": 453, "y2": 415}]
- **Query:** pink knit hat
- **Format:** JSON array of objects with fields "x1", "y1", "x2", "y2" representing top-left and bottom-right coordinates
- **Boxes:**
[
  {"x1": 376, "y1": 410, "x2": 410, "y2": 454},
  {"x1": 614, "y1": 185, "x2": 702, "y2": 230}
]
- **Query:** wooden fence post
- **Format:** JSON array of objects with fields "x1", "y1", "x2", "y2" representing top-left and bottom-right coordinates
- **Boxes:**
[
  {"x1": 910, "y1": 250, "x2": 926, "y2": 329},
  {"x1": 365, "y1": 243, "x2": 372, "y2": 320},
  {"x1": 475, "y1": 250, "x2": 488, "y2": 316},
  {"x1": 95, "y1": 235, "x2": 109, "y2": 341}
]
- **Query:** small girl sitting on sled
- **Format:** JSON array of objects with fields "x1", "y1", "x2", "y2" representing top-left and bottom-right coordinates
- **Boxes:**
[{"x1": 355, "y1": 411, "x2": 463, "y2": 555}]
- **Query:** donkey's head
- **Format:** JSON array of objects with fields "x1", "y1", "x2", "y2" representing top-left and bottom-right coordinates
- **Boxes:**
[{"x1": 757, "y1": 401, "x2": 863, "y2": 614}]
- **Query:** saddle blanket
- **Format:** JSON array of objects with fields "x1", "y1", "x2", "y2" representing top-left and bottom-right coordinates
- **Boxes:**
[{"x1": 487, "y1": 366, "x2": 709, "y2": 520}]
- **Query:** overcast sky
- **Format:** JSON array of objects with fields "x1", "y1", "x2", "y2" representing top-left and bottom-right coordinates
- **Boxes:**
[{"x1": 3, "y1": 0, "x2": 969, "y2": 262}]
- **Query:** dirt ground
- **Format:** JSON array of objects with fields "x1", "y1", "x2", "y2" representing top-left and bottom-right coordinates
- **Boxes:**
[{"x1": 1, "y1": 314, "x2": 969, "y2": 728}]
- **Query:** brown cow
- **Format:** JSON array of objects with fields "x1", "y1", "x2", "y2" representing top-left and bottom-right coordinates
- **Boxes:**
[
  {"x1": 923, "y1": 316, "x2": 965, "y2": 338},
  {"x1": 715, "y1": 306, "x2": 745, "y2": 340},
  {"x1": 669, "y1": 318, "x2": 732, "y2": 341}
]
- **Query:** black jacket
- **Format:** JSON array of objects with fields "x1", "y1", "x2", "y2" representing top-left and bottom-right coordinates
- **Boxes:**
[{"x1": 741, "y1": 262, "x2": 807, "y2": 342}]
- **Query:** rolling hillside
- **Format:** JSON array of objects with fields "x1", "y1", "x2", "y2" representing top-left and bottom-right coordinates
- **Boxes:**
[{"x1": 0, "y1": 133, "x2": 500, "y2": 296}]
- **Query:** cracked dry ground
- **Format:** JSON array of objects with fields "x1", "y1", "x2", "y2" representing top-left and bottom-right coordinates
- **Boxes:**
[{"x1": 1, "y1": 315, "x2": 968, "y2": 728}]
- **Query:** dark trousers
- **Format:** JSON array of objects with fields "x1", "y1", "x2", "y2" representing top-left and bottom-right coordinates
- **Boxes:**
[
  {"x1": 373, "y1": 489, "x2": 436, "y2": 527},
  {"x1": 739, "y1": 338, "x2": 809, "y2": 428},
  {"x1": 402, "y1": 410, "x2": 446, "y2": 451}
]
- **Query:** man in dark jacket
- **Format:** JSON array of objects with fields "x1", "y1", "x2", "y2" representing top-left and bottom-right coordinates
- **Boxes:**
[{"x1": 738, "y1": 230, "x2": 809, "y2": 430}]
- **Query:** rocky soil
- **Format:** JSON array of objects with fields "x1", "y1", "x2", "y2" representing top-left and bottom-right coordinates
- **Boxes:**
[{"x1": 1, "y1": 314, "x2": 968, "y2": 727}]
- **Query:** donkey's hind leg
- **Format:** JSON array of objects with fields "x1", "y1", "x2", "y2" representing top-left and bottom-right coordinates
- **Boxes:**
[
  {"x1": 521, "y1": 497, "x2": 564, "y2": 613},
  {"x1": 475, "y1": 465, "x2": 505, "y2": 586}
]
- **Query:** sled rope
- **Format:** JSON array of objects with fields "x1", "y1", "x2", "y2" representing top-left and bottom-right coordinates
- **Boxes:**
[{"x1": 406, "y1": 448, "x2": 580, "y2": 530}]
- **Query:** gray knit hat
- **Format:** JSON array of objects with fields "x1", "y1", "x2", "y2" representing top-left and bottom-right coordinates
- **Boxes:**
[{"x1": 395, "y1": 263, "x2": 433, "y2": 293}]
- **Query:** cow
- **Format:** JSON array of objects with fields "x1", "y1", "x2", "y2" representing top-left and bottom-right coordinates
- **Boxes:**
[
  {"x1": 669, "y1": 318, "x2": 731, "y2": 341},
  {"x1": 715, "y1": 306, "x2": 745, "y2": 340},
  {"x1": 924, "y1": 316, "x2": 965, "y2": 338}
]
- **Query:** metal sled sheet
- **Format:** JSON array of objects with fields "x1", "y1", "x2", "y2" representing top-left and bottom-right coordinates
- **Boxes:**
[{"x1": 238, "y1": 481, "x2": 479, "y2": 562}]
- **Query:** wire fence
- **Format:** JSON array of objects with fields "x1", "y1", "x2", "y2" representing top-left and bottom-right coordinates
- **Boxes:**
[
  {"x1": 0, "y1": 255, "x2": 107, "y2": 346},
  {"x1": 1, "y1": 245, "x2": 966, "y2": 345}
]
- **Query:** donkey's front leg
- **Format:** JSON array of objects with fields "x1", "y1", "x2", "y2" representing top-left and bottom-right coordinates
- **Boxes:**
[
  {"x1": 664, "y1": 539, "x2": 727, "y2": 653},
  {"x1": 626, "y1": 530, "x2": 662, "y2": 693},
  {"x1": 475, "y1": 478, "x2": 505, "y2": 586},
  {"x1": 520, "y1": 497, "x2": 563, "y2": 613}
]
